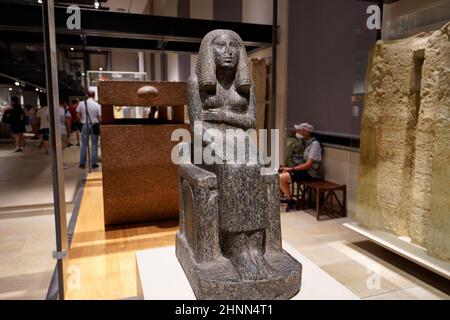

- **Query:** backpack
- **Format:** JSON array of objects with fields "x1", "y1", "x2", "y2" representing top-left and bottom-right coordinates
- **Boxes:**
[{"x1": 2, "y1": 110, "x2": 10, "y2": 124}]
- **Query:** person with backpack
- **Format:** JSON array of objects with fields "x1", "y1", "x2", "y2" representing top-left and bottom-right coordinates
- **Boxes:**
[
  {"x1": 76, "y1": 91, "x2": 101, "y2": 169},
  {"x1": 279, "y1": 123, "x2": 323, "y2": 212},
  {"x1": 2, "y1": 96, "x2": 26, "y2": 152}
]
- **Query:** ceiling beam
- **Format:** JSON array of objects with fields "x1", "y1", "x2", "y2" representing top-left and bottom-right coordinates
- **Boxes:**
[{"x1": 0, "y1": 2, "x2": 273, "y2": 52}]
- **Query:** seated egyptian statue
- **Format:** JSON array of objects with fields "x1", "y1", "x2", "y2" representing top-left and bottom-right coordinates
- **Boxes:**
[{"x1": 176, "y1": 29, "x2": 302, "y2": 299}]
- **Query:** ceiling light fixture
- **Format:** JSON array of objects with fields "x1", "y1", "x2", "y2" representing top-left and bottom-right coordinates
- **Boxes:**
[
  {"x1": 9, "y1": 88, "x2": 13, "y2": 91},
  {"x1": 94, "y1": 1, "x2": 100, "y2": 9},
  {"x1": 14, "y1": 81, "x2": 20, "y2": 86}
]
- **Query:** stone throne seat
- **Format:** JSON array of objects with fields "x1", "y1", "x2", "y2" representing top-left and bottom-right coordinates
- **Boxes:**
[
  {"x1": 175, "y1": 29, "x2": 302, "y2": 300},
  {"x1": 176, "y1": 154, "x2": 302, "y2": 299}
]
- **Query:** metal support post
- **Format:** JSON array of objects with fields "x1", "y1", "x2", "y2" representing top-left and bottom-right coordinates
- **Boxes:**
[{"x1": 42, "y1": 0, "x2": 69, "y2": 300}]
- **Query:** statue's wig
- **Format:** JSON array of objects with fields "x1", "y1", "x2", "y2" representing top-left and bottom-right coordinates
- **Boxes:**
[{"x1": 196, "y1": 29, "x2": 251, "y2": 92}]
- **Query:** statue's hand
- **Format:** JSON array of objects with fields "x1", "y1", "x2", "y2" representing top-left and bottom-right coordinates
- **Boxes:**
[{"x1": 202, "y1": 109, "x2": 225, "y2": 122}]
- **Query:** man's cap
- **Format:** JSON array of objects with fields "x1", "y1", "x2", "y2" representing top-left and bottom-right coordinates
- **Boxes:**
[{"x1": 294, "y1": 123, "x2": 314, "y2": 132}]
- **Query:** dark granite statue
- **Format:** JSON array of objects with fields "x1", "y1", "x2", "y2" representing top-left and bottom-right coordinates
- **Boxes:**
[{"x1": 176, "y1": 29, "x2": 302, "y2": 299}]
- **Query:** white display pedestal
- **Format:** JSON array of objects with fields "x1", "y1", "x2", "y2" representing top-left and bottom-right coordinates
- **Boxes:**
[
  {"x1": 344, "y1": 222, "x2": 450, "y2": 280},
  {"x1": 136, "y1": 241, "x2": 359, "y2": 300}
]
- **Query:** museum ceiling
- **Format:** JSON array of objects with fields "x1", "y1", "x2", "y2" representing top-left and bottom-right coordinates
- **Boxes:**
[
  {"x1": 0, "y1": 0, "x2": 400, "y2": 94},
  {"x1": 0, "y1": 1, "x2": 271, "y2": 94}
]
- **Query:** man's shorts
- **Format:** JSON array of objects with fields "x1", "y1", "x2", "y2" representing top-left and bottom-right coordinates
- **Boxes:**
[
  {"x1": 40, "y1": 128, "x2": 49, "y2": 141},
  {"x1": 289, "y1": 169, "x2": 315, "y2": 183},
  {"x1": 71, "y1": 122, "x2": 81, "y2": 132}
]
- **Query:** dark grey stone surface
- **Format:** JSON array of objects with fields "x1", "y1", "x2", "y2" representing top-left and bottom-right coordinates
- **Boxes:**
[{"x1": 176, "y1": 29, "x2": 302, "y2": 299}]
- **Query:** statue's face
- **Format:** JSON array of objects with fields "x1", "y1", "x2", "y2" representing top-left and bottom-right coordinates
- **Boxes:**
[{"x1": 212, "y1": 34, "x2": 240, "y2": 69}]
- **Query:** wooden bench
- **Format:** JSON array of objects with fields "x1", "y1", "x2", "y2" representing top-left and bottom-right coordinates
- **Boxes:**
[{"x1": 291, "y1": 180, "x2": 347, "y2": 221}]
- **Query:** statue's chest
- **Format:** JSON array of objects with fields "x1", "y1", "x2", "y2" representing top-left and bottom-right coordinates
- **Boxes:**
[{"x1": 205, "y1": 88, "x2": 248, "y2": 113}]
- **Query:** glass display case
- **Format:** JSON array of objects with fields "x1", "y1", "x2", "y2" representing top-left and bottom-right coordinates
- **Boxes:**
[{"x1": 87, "y1": 71, "x2": 147, "y2": 119}]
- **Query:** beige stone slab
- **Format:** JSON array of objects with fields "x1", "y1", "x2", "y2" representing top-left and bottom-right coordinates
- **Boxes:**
[{"x1": 357, "y1": 22, "x2": 450, "y2": 261}]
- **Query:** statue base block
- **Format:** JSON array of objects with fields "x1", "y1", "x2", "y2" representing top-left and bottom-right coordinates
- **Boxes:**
[
  {"x1": 136, "y1": 242, "x2": 360, "y2": 300},
  {"x1": 176, "y1": 233, "x2": 302, "y2": 300}
]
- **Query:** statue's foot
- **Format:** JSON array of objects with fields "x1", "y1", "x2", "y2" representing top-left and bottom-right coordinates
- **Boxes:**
[
  {"x1": 230, "y1": 247, "x2": 275, "y2": 281},
  {"x1": 249, "y1": 248, "x2": 275, "y2": 279},
  {"x1": 224, "y1": 230, "x2": 276, "y2": 281},
  {"x1": 230, "y1": 250, "x2": 259, "y2": 281}
]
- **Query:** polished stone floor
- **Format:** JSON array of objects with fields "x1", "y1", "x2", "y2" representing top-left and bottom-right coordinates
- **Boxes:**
[
  {"x1": 0, "y1": 138, "x2": 448, "y2": 300},
  {"x1": 0, "y1": 138, "x2": 83, "y2": 299},
  {"x1": 0, "y1": 139, "x2": 82, "y2": 209},
  {"x1": 281, "y1": 211, "x2": 449, "y2": 300}
]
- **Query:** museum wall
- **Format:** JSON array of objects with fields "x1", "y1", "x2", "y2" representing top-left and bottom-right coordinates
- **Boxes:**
[
  {"x1": 153, "y1": 0, "x2": 179, "y2": 17},
  {"x1": 0, "y1": 86, "x2": 10, "y2": 106},
  {"x1": 103, "y1": 0, "x2": 151, "y2": 13},
  {"x1": 145, "y1": 53, "x2": 162, "y2": 81},
  {"x1": 322, "y1": 146, "x2": 360, "y2": 217},
  {"x1": 89, "y1": 53, "x2": 107, "y2": 71},
  {"x1": 189, "y1": 0, "x2": 214, "y2": 80},
  {"x1": 283, "y1": 0, "x2": 387, "y2": 213},
  {"x1": 178, "y1": 0, "x2": 191, "y2": 82},
  {"x1": 286, "y1": 0, "x2": 378, "y2": 137},
  {"x1": 143, "y1": 0, "x2": 179, "y2": 81},
  {"x1": 167, "y1": 53, "x2": 180, "y2": 81},
  {"x1": 275, "y1": 0, "x2": 289, "y2": 162},
  {"x1": 243, "y1": 0, "x2": 289, "y2": 160},
  {"x1": 287, "y1": 0, "x2": 376, "y2": 135},
  {"x1": 242, "y1": 0, "x2": 272, "y2": 24},
  {"x1": 111, "y1": 51, "x2": 138, "y2": 72},
  {"x1": 356, "y1": 22, "x2": 450, "y2": 261},
  {"x1": 214, "y1": 0, "x2": 242, "y2": 22},
  {"x1": 190, "y1": 0, "x2": 213, "y2": 19},
  {"x1": 22, "y1": 91, "x2": 38, "y2": 107}
]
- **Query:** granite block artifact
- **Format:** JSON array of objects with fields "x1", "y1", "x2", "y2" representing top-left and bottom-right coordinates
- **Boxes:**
[
  {"x1": 357, "y1": 22, "x2": 450, "y2": 261},
  {"x1": 176, "y1": 29, "x2": 302, "y2": 299},
  {"x1": 98, "y1": 81, "x2": 188, "y2": 225}
]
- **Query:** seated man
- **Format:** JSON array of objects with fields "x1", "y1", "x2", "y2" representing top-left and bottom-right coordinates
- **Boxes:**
[{"x1": 280, "y1": 123, "x2": 323, "y2": 212}]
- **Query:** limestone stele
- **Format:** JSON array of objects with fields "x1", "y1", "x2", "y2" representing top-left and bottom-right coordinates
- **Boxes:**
[{"x1": 357, "y1": 22, "x2": 450, "y2": 262}]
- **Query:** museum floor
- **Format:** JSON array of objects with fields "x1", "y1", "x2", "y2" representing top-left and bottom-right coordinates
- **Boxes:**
[
  {"x1": 0, "y1": 139, "x2": 448, "y2": 300},
  {"x1": 0, "y1": 138, "x2": 83, "y2": 299}
]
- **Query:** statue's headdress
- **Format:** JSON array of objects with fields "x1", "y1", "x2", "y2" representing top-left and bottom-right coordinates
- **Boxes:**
[{"x1": 196, "y1": 29, "x2": 251, "y2": 92}]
